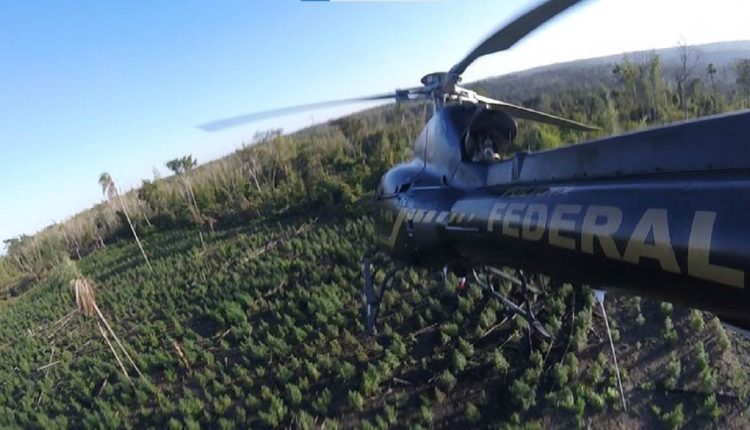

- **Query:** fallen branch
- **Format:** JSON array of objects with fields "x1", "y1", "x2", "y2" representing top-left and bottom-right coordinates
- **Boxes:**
[
  {"x1": 224, "y1": 220, "x2": 317, "y2": 269},
  {"x1": 47, "y1": 311, "x2": 78, "y2": 339},
  {"x1": 393, "y1": 377, "x2": 412, "y2": 386},
  {"x1": 409, "y1": 323, "x2": 438, "y2": 340},
  {"x1": 93, "y1": 301, "x2": 145, "y2": 379},
  {"x1": 36, "y1": 360, "x2": 60, "y2": 372},
  {"x1": 36, "y1": 346, "x2": 58, "y2": 405},
  {"x1": 480, "y1": 316, "x2": 510, "y2": 340},
  {"x1": 172, "y1": 339, "x2": 192, "y2": 374}
]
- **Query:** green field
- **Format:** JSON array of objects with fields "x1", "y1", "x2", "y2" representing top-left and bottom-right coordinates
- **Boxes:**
[
  {"x1": 2, "y1": 213, "x2": 749, "y2": 428},
  {"x1": 3, "y1": 51, "x2": 750, "y2": 428}
]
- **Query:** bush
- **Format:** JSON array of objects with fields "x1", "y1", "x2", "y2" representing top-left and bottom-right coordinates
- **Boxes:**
[
  {"x1": 552, "y1": 362, "x2": 569, "y2": 388},
  {"x1": 338, "y1": 362, "x2": 356, "y2": 381},
  {"x1": 420, "y1": 404, "x2": 433, "y2": 424},
  {"x1": 652, "y1": 403, "x2": 684, "y2": 430},
  {"x1": 348, "y1": 391, "x2": 365, "y2": 412},
  {"x1": 361, "y1": 364, "x2": 381, "y2": 397},
  {"x1": 312, "y1": 388, "x2": 332, "y2": 414},
  {"x1": 259, "y1": 396, "x2": 287, "y2": 427},
  {"x1": 439, "y1": 369, "x2": 457, "y2": 391},
  {"x1": 689, "y1": 310, "x2": 705, "y2": 333},
  {"x1": 465, "y1": 402, "x2": 481, "y2": 423},
  {"x1": 660, "y1": 302, "x2": 673, "y2": 316},
  {"x1": 712, "y1": 317, "x2": 730, "y2": 351},
  {"x1": 701, "y1": 394, "x2": 721, "y2": 421},
  {"x1": 458, "y1": 338, "x2": 475, "y2": 358},
  {"x1": 286, "y1": 384, "x2": 302, "y2": 406},
  {"x1": 510, "y1": 379, "x2": 535, "y2": 411},
  {"x1": 451, "y1": 350, "x2": 468, "y2": 373},
  {"x1": 491, "y1": 350, "x2": 509, "y2": 373},
  {"x1": 662, "y1": 316, "x2": 678, "y2": 344},
  {"x1": 664, "y1": 354, "x2": 681, "y2": 390}
]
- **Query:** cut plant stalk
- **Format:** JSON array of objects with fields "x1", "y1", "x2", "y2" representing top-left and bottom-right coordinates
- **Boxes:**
[
  {"x1": 98, "y1": 172, "x2": 154, "y2": 274},
  {"x1": 70, "y1": 276, "x2": 145, "y2": 381}
]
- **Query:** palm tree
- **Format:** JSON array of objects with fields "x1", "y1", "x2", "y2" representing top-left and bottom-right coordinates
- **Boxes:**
[{"x1": 99, "y1": 172, "x2": 154, "y2": 273}]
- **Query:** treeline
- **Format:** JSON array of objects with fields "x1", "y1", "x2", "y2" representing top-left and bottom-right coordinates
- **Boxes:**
[
  {"x1": 3, "y1": 52, "x2": 750, "y2": 285},
  {"x1": 476, "y1": 45, "x2": 750, "y2": 123},
  {"x1": 0, "y1": 104, "x2": 429, "y2": 285}
]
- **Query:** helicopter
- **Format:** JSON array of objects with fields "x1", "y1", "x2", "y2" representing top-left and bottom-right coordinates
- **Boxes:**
[{"x1": 200, "y1": 0, "x2": 750, "y2": 350}]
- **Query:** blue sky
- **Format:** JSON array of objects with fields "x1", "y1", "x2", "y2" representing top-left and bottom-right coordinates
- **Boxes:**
[{"x1": 1, "y1": 0, "x2": 749, "y2": 247}]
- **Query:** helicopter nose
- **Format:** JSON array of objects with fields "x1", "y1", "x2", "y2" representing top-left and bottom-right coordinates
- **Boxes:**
[{"x1": 374, "y1": 170, "x2": 409, "y2": 251}]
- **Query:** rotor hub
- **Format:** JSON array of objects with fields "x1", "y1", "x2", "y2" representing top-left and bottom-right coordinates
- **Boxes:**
[{"x1": 420, "y1": 72, "x2": 448, "y2": 87}]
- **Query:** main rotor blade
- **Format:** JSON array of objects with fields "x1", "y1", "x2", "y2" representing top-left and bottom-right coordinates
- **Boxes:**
[
  {"x1": 449, "y1": 0, "x2": 583, "y2": 79},
  {"x1": 476, "y1": 94, "x2": 598, "y2": 131},
  {"x1": 198, "y1": 90, "x2": 423, "y2": 132}
]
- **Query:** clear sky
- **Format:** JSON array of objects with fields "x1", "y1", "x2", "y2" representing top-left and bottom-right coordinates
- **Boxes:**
[{"x1": 1, "y1": 0, "x2": 749, "y2": 247}]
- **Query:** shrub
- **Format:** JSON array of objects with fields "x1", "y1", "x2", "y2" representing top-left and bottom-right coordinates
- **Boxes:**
[
  {"x1": 458, "y1": 338, "x2": 474, "y2": 358},
  {"x1": 348, "y1": 390, "x2": 365, "y2": 412},
  {"x1": 419, "y1": 404, "x2": 433, "y2": 424},
  {"x1": 286, "y1": 383, "x2": 302, "y2": 406},
  {"x1": 439, "y1": 369, "x2": 457, "y2": 391},
  {"x1": 259, "y1": 395, "x2": 287, "y2": 428},
  {"x1": 361, "y1": 364, "x2": 381, "y2": 397},
  {"x1": 662, "y1": 316, "x2": 678, "y2": 344},
  {"x1": 552, "y1": 362, "x2": 569, "y2": 388},
  {"x1": 451, "y1": 350, "x2": 468, "y2": 373},
  {"x1": 312, "y1": 388, "x2": 332, "y2": 414},
  {"x1": 652, "y1": 403, "x2": 684, "y2": 430},
  {"x1": 465, "y1": 402, "x2": 481, "y2": 423},
  {"x1": 712, "y1": 317, "x2": 730, "y2": 351},
  {"x1": 635, "y1": 313, "x2": 646, "y2": 326},
  {"x1": 689, "y1": 310, "x2": 705, "y2": 333},
  {"x1": 510, "y1": 379, "x2": 535, "y2": 411},
  {"x1": 660, "y1": 302, "x2": 673, "y2": 316},
  {"x1": 338, "y1": 362, "x2": 356, "y2": 381},
  {"x1": 701, "y1": 394, "x2": 721, "y2": 421},
  {"x1": 491, "y1": 350, "x2": 509, "y2": 373},
  {"x1": 664, "y1": 354, "x2": 681, "y2": 390}
]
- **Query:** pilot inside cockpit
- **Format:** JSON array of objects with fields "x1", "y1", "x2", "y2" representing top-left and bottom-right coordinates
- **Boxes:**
[
  {"x1": 465, "y1": 128, "x2": 511, "y2": 163},
  {"x1": 463, "y1": 107, "x2": 516, "y2": 163}
]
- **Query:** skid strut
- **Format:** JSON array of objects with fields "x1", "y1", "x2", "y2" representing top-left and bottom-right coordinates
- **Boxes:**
[
  {"x1": 594, "y1": 289, "x2": 627, "y2": 411},
  {"x1": 362, "y1": 256, "x2": 402, "y2": 335},
  {"x1": 471, "y1": 267, "x2": 550, "y2": 338}
]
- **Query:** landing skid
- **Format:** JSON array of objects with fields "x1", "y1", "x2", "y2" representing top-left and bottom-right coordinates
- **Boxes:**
[
  {"x1": 361, "y1": 256, "x2": 628, "y2": 410},
  {"x1": 362, "y1": 252, "x2": 403, "y2": 335},
  {"x1": 361, "y1": 256, "x2": 551, "y2": 339},
  {"x1": 470, "y1": 266, "x2": 551, "y2": 339}
]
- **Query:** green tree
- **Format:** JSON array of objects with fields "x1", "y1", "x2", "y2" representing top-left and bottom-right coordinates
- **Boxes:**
[
  {"x1": 735, "y1": 59, "x2": 750, "y2": 107},
  {"x1": 676, "y1": 40, "x2": 702, "y2": 119},
  {"x1": 166, "y1": 155, "x2": 202, "y2": 224}
]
